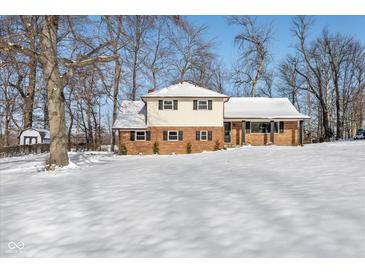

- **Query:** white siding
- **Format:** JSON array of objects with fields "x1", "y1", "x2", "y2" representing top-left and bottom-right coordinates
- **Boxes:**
[
  {"x1": 19, "y1": 129, "x2": 42, "y2": 145},
  {"x1": 146, "y1": 98, "x2": 224, "y2": 127}
]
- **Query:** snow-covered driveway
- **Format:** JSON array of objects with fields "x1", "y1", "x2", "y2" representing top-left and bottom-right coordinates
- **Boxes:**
[{"x1": 1, "y1": 141, "x2": 364, "y2": 257}]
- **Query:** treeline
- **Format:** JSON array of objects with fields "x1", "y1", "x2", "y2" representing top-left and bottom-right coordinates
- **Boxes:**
[{"x1": 0, "y1": 16, "x2": 364, "y2": 166}]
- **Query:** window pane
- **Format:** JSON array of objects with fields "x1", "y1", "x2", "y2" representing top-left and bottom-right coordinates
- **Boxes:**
[
  {"x1": 198, "y1": 101, "x2": 207, "y2": 110},
  {"x1": 251, "y1": 122, "x2": 271, "y2": 133},
  {"x1": 164, "y1": 101, "x2": 173, "y2": 109},
  {"x1": 136, "y1": 131, "x2": 146, "y2": 140},
  {"x1": 200, "y1": 131, "x2": 207, "y2": 140},
  {"x1": 274, "y1": 122, "x2": 279, "y2": 133},
  {"x1": 168, "y1": 131, "x2": 178, "y2": 140}
]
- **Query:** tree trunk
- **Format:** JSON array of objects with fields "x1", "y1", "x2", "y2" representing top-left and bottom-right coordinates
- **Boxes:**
[
  {"x1": 23, "y1": 58, "x2": 37, "y2": 128},
  {"x1": 111, "y1": 57, "x2": 121, "y2": 152},
  {"x1": 320, "y1": 99, "x2": 332, "y2": 142},
  {"x1": 40, "y1": 16, "x2": 69, "y2": 167}
]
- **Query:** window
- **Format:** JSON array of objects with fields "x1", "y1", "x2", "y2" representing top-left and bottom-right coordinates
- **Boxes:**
[
  {"x1": 163, "y1": 100, "x2": 173, "y2": 110},
  {"x1": 130, "y1": 131, "x2": 151, "y2": 141},
  {"x1": 193, "y1": 100, "x2": 213, "y2": 110},
  {"x1": 135, "y1": 131, "x2": 146, "y2": 141},
  {"x1": 196, "y1": 130, "x2": 213, "y2": 141},
  {"x1": 168, "y1": 131, "x2": 178, "y2": 141},
  {"x1": 159, "y1": 100, "x2": 178, "y2": 110},
  {"x1": 250, "y1": 122, "x2": 279, "y2": 134},
  {"x1": 279, "y1": 121, "x2": 284, "y2": 133},
  {"x1": 198, "y1": 100, "x2": 207, "y2": 110},
  {"x1": 163, "y1": 130, "x2": 183, "y2": 141},
  {"x1": 200, "y1": 130, "x2": 207, "y2": 140}
]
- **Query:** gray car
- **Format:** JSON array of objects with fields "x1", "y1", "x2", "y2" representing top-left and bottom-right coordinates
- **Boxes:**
[{"x1": 354, "y1": 129, "x2": 365, "y2": 140}]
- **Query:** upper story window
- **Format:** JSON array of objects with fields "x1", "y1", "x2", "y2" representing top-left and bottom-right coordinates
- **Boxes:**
[
  {"x1": 193, "y1": 100, "x2": 213, "y2": 110},
  {"x1": 158, "y1": 100, "x2": 178, "y2": 110}
]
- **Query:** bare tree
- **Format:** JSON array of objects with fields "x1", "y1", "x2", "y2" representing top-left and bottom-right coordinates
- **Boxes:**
[
  {"x1": 0, "y1": 16, "x2": 114, "y2": 167},
  {"x1": 104, "y1": 16, "x2": 124, "y2": 152},
  {"x1": 229, "y1": 16, "x2": 272, "y2": 97}
]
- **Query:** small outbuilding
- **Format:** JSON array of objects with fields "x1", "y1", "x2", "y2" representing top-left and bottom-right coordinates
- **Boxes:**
[{"x1": 19, "y1": 128, "x2": 51, "y2": 145}]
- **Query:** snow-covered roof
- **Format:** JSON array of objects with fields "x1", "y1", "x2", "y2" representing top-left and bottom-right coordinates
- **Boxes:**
[
  {"x1": 19, "y1": 128, "x2": 50, "y2": 138},
  {"x1": 36, "y1": 128, "x2": 50, "y2": 139},
  {"x1": 224, "y1": 97, "x2": 310, "y2": 120},
  {"x1": 112, "y1": 101, "x2": 147, "y2": 129},
  {"x1": 141, "y1": 82, "x2": 229, "y2": 99}
]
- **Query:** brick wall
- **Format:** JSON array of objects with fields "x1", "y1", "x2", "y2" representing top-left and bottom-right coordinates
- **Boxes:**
[{"x1": 119, "y1": 127, "x2": 224, "y2": 155}]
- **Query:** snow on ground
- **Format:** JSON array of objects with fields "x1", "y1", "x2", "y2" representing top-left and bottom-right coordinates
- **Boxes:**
[{"x1": 0, "y1": 141, "x2": 364, "y2": 257}]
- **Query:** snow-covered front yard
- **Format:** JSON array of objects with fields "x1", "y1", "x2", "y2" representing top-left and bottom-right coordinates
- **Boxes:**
[{"x1": 1, "y1": 141, "x2": 364, "y2": 257}]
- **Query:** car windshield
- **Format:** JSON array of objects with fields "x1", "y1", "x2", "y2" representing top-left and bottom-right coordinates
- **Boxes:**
[{"x1": 356, "y1": 129, "x2": 364, "y2": 135}]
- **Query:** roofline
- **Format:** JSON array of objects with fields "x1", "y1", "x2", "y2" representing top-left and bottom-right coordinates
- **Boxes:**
[
  {"x1": 113, "y1": 127, "x2": 148, "y2": 131},
  {"x1": 18, "y1": 127, "x2": 50, "y2": 137},
  {"x1": 224, "y1": 116, "x2": 311, "y2": 120},
  {"x1": 141, "y1": 95, "x2": 229, "y2": 99}
]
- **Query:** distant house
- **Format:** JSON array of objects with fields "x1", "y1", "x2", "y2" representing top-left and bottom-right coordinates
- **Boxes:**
[
  {"x1": 112, "y1": 82, "x2": 310, "y2": 155},
  {"x1": 19, "y1": 128, "x2": 50, "y2": 145}
]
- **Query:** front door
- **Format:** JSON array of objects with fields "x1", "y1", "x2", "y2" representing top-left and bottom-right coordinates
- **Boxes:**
[{"x1": 224, "y1": 122, "x2": 231, "y2": 143}]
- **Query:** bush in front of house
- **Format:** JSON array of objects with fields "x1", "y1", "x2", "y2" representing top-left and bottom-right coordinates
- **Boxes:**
[
  {"x1": 214, "y1": 140, "x2": 221, "y2": 151},
  {"x1": 120, "y1": 144, "x2": 128, "y2": 155},
  {"x1": 186, "y1": 142, "x2": 192, "y2": 154},
  {"x1": 153, "y1": 141, "x2": 160, "y2": 154}
]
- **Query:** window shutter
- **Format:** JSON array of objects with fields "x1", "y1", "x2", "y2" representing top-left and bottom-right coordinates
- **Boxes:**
[
  {"x1": 208, "y1": 100, "x2": 212, "y2": 110},
  {"x1": 279, "y1": 121, "x2": 284, "y2": 133},
  {"x1": 208, "y1": 131, "x2": 212, "y2": 141},
  {"x1": 130, "y1": 131, "x2": 135, "y2": 141},
  {"x1": 158, "y1": 100, "x2": 163, "y2": 110},
  {"x1": 246, "y1": 121, "x2": 251, "y2": 133},
  {"x1": 173, "y1": 100, "x2": 178, "y2": 110},
  {"x1": 193, "y1": 100, "x2": 197, "y2": 110},
  {"x1": 196, "y1": 131, "x2": 200, "y2": 141},
  {"x1": 178, "y1": 130, "x2": 183, "y2": 141},
  {"x1": 146, "y1": 131, "x2": 151, "y2": 141},
  {"x1": 163, "y1": 130, "x2": 168, "y2": 141}
]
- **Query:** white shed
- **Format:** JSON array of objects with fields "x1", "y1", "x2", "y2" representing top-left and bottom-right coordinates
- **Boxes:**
[{"x1": 19, "y1": 128, "x2": 51, "y2": 145}]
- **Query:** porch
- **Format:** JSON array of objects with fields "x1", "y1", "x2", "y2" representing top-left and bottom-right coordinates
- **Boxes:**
[{"x1": 224, "y1": 120, "x2": 304, "y2": 146}]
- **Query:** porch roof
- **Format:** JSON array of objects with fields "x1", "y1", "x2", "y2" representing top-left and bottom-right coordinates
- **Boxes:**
[{"x1": 224, "y1": 97, "x2": 310, "y2": 120}]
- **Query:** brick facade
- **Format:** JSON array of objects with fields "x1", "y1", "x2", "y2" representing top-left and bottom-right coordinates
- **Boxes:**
[
  {"x1": 227, "y1": 121, "x2": 300, "y2": 146},
  {"x1": 119, "y1": 127, "x2": 224, "y2": 155}
]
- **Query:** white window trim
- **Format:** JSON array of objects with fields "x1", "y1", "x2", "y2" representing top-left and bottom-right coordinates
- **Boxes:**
[
  {"x1": 197, "y1": 100, "x2": 208, "y2": 110},
  {"x1": 167, "y1": 130, "x2": 179, "y2": 141},
  {"x1": 163, "y1": 100, "x2": 173, "y2": 110},
  {"x1": 199, "y1": 130, "x2": 208, "y2": 141},
  {"x1": 135, "y1": 130, "x2": 146, "y2": 141}
]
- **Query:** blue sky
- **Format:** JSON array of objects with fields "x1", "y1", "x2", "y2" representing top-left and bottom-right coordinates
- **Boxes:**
[{"x1": 186, "y1": 16, "x2": 365, "y2": 71}]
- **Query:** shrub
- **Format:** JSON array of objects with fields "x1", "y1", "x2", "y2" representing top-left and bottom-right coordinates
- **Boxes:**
[
  {"x1": 153, "y1": 141, "x2": 160, "y2": 154},
  {"x1": 120, "y1": 144, "x2": 128, "y2": 155},
  {"x1": 186, "y1": 142, "x2": 192, "y2": 154},
  {"x1": 214, "y1": 140, "x2": 220, "y2": 151}
]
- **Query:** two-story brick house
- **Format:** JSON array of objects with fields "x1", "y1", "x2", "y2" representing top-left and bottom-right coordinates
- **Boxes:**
[{"x1": 113, "y1": 82, "x2": 309, "y2": 155}]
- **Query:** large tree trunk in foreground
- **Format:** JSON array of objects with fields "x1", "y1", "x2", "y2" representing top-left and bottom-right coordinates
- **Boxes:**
[{"x1": 40, "y1": 16, "x2": 69, "y2": 167}]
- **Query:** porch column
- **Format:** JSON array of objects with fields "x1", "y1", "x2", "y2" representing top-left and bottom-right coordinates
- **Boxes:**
[
  {"x1": 270, "y1": 120, "x2": 275, "y2": 144},
  {"x1": 299, "y1": 120, "x2": 304, "y2": 146},
  {"x1": 241, "y1": 121, "x2": 246, "y2": 145}
]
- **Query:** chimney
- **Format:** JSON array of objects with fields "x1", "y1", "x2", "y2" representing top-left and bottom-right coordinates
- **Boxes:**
[{"x1": 148, "y1": 88, "x2": 155, "y2": 94}]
